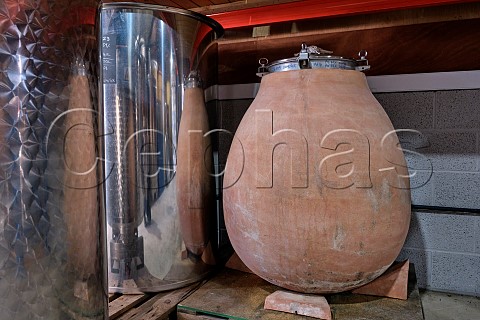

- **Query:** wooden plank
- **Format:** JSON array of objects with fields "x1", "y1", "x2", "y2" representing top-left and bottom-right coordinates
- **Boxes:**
[
  {"x1": 169, "y1": 0, "x2": 199, "y2": 9},
  {"x1": 116, "y1": 283, "x2": 203, "y2": 320},
  {"x1": 274, "y1": 2, "x2": 480, "y2": 38},
  {"x1": 177, "y1": 267, "x2": 424, "y2": 319},
  {"x1": 109, "y1": 293, "x2": 120, "y2": 302},
  {"x1": 218, "y1": 18, "x2": 480, "y2": 84},
  {"x1": 109, "y1": 294, "x2": 151, "y2": 319},
  {"x1": 193, "y1": 0, "x2": 302, "y2": 14},
  {"x1": 139, "y1": 0, "x2": 184, "y2": 7},
  {"x1": 207, "y1": 0, "x2": 479, "y2": 28},
  {"x1": 178, "y1": 313, "x2": 222, "y2": 320},
  {"x1": 190, "y1": 0, "x2": 215, "y2": 7},
  {"x1": 177, "y1": 269, "x2": 316, "y2": 319},
  {"x1": 214, "y1": 2, "x2": 480, "y2": 46}
]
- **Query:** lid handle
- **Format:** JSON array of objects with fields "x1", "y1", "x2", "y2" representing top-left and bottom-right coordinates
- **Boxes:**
[
  {"x1": 298, "y1": 43, "x2": 310, "y2": 69},
  {"x1": 297, "y1": 43, "x2": 334, "y2": 69},
  {"x1": 256, "y1": 58, "x2": 270, "y2": 77},
  {"x1": 355, "y1": 50, "x2": 370, "y2": 71},
  {"x1": 185, "y1": 70, "x2": 203, "y2": 88}
]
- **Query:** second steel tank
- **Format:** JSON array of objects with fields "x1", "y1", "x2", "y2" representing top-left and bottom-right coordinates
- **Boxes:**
[{"x1": 98, "y1": 2, "x2": 223, "y2": 293}]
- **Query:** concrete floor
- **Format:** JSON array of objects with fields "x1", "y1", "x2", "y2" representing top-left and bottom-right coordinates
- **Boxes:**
[{"x1": 420, "y1": 290, "x2": 480, "y2": 320}]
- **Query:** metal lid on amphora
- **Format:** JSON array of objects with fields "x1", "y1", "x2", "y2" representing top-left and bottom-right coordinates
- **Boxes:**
[{"x1": 257, "y1": 43, "x2": 370, "y2": 77}]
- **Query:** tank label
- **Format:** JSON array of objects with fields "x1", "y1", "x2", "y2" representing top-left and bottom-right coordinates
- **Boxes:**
[{"x1": 102, "y1": 33, "x2": 116, "y2": 84}]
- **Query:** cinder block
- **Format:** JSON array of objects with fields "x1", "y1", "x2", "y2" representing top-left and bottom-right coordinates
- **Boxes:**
[
  {"x1": 231, "y1": 99, "x2": 252, "y2": 125},
  {"x1": 429, "y1": 154, "x2": 480, "y2": 172},
  {"x1": 402, "y1": 139, "x2": 434, "y2": 171},
  {"x1": 218, "y1": 134, "x2": 231, "y2": 168},
  {"x1": 396, "y1": 248, "x2": 431, "y2": 288},
  {"x1": 396, "y1": 130, "x2": 434, "y2": 206},
  {"x1": 219, "y1": 101, "x2": 237, "y2": 132},
  {"x1": 403, "y1": 211, "x2": 476, "y2": 253},
  {"x1": 435, "y1": 90, "x2": 480, "y2": 129},
  {"x1": 424, "y1": 131, "x2": 477, "y2": 171},
  {"x1": 375, "y1": 92, "x2": 435, "y2": 130},
  {"x1": 206, "y1": 100, "x2": 220, "y2": 131},
  {"x1": 433, "y1": 172, "x2": 480, "y2": 209},
  {"x1": 431, "y1": 251, "x2": 480, "y2": 295},
  {"x1": 408, "y1": 169, "x2": 433, "y2": 206},
  {"x1": 475, "y1": 218, "x2": 480, "y2": 254},
  {"x1": 430, "y1": 131, "x2": 478, "y2": 171},
  {"x1": 219, "y1": 99, "x2": 252, "y2": 126},
  {"x1": 218, "y1": 99, "x2": 253, "y2": 167},
  {"x1": 397, "y1": 129, "x2": 432, "y2": 171},
  {"x1": 402, "y1": 212, "x2": 425, "y2": 249},
  {"x1": 399, "y1": 130, "x2": 478, "y2": 172}
]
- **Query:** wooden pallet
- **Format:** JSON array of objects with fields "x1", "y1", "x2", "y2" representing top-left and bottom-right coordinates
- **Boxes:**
[
  {"x1": 108, "y1": 282, "x2": 204, "y2": 319},
  {"x1": 109, "y1": 265, "x2": 423, "y2": 319},
  {"x1": 177, "y1": 267, "x2": 424, "y2": 320}
]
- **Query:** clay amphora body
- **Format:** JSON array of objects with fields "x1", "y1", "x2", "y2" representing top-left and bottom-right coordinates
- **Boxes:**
[{"x1": 223, "y1": 68, "x2": 411, "y2": 293}]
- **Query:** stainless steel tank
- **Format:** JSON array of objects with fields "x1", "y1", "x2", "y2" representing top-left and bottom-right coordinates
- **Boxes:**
[
  {"x1": 0, "y1": 0, "x2": 107, "y2": 319},
  {"x1": 98, "y1": 2, "x2": 223, "y2": 293}
]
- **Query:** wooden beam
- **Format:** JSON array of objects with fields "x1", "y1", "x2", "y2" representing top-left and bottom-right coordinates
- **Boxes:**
[
  {"x1": 216, "y1": 2, "x2": 480, "y2": 44},
  {"x1": 217, "y1": 18, "x2": 480, "y2": 84},
  {"x1": 109, "y1": 294, "x2": 151, "y2": 319},
  {"x1": 207, "y1": 0, "x2": 479, "y2": 28},
  {"x1": 192, "y1": 0, "x2": 303, "y2": 14},
  {"x1": 116, "y1": 283, "x2": 201, "y2": 320}
]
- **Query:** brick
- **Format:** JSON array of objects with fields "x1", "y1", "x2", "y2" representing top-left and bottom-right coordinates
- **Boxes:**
[
  {"x1": 352, "y1": 260, "x2": 409, "y2": 300},
  {"x1": 264, "y1": 290, "x2": 331, "y2": 320}
]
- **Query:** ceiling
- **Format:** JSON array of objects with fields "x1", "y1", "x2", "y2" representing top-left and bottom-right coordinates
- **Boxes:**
[
  {"x1": 139, "y1": 0, "x2": 478, "y2": 29},
  {"x1": 143, "y1": 0, "x2": 302, "y2": 14}
]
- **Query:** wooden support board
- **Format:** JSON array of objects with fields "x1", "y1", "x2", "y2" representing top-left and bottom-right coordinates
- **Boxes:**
[
  {"x1": 108, "y1": 282, "x2": 203, "y2": 319},
  {"x1": 177, "y1": 265, "x2": 424, "y2": 319},
  {"x1": 218, "y1": 16, "x2": 480, "y2": 85}
]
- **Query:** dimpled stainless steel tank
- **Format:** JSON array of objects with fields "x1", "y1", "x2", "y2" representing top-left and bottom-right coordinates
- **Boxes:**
[
  {"x1": 98, "y1": 2, "x2": 223, "y2": 293},
  {"x1": 0, "y1": 0, "x2": 107, "y2": 319}
]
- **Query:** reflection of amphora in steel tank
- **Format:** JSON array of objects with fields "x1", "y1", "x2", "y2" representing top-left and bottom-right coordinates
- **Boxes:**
[
  {"x1": 0, "y1": 0, "x2": 107, "y2": 319},
  {"x1": 224, "y1": 44, "x2": 411, "y2": 294},
  {"x1": 98, "y1": 3, "x2": 223, "y2": 293}
]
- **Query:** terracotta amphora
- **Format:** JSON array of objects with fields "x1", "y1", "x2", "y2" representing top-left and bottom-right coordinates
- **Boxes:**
[{"x1": 223, "y1": 45, "x2": 411, "y2": 293}]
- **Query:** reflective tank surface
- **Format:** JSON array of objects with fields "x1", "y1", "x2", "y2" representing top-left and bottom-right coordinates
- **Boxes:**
[
  {"x1": 0, "y1": 0, "x2": 107, "y2": 319},
  {"x1": 98, "y1": 2, "x2": 223, "y2": 293}
]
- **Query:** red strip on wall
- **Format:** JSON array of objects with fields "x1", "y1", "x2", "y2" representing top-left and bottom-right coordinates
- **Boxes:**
[{"x1": 209, "y1": 0, "x2": 477, "y2": 29}]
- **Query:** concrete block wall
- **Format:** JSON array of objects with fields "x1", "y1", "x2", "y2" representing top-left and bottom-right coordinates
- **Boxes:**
[
  {"x1": 375, "y1": 90, "x2": 480, "y2": 210},
  {"x1": 397, "y1": 210, "x2": 480, "y2": 296},
  {"x1": 215, "y1": 89, "x2": 480, "y2": 296},
  {"x1": 375, "y1": 89, "x2": 480, "y2": 296},
  {"x1": 209, "y1": 99, "x2": 253, "y2": 248}
]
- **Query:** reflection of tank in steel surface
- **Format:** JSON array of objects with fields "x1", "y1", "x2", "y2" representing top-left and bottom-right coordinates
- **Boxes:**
[
  {"x1": 98, "y1": 3, "x2": 223, "y2": 293},
  {"x1": 0, "y1": 0, "x2": 107, "y2": 318},
  {"x1": 176, "y1": 71, "x2": 215, "y2": 262}
]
